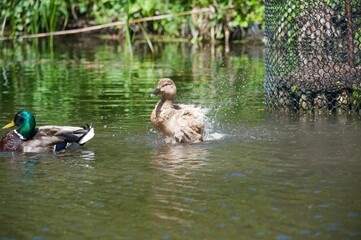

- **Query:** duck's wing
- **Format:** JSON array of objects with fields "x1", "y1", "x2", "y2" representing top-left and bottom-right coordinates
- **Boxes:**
[
  {"x1": 178, "y1": 105, "x2": 207, "y2": 131},
  {"x1": 174, "y1": 124, "x2": 204, "y2": 143},
  {"x1": 22, "y1": 125, "x2": 95, "y2": 152},
  {"x1": 0, "y1": 131, "x2": 23, "y2": 152},
  {"x1": 173, "y1": 106, "x2": 207, "y2": 143}
]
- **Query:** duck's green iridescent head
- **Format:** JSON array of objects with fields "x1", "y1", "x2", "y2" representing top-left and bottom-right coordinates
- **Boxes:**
[{"x1": 2, "y1": 110, "x2": 36, "y2": 140}]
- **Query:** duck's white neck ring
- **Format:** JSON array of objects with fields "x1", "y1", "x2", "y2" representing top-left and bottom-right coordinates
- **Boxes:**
[{"x1": 14, "y1": 130, "x2": 26, "y2": 140}]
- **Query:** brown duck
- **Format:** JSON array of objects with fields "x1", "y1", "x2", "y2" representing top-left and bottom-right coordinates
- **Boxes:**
[
  {"x1": 149, "y1": 78, "x2": 207, "y2": 143},
  {"x1": 0, "y1": 110, "x2": 95, "y2": 153}
]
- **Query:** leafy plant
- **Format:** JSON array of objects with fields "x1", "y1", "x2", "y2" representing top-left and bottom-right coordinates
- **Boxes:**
[{"x1": 0, "y1": 0, "x2": 265, "y2": 43}]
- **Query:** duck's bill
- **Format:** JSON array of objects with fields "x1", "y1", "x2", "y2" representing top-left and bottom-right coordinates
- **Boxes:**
[
  {"x1": 149, "y1": 88, "x2": 160, "y2": 97},
  {"x1": 2, "y1": 120, "x2": 15, "y2": 129}
]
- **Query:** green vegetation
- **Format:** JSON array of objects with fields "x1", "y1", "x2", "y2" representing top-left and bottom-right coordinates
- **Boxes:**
[
  {"x1": 1, "y1": 0, "x2": 264, "y2": 42},
  {"x1": 0, "y1": 38, "x2": 265, "y2": 124}
]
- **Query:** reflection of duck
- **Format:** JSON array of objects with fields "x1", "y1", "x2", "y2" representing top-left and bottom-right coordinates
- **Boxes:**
[
  {"x1": 0, "y1": 110, "x2": 94, "y2": 153},
  {"x1": 149, "y1": 78, "x2": 207, "y2": 143},
  {"x1": 152, "y1": 143, "x2": 210, "y2": 175},
  {"x1": 155, "y1": 143, "x2": 209, "y2": 164},
  {"x1": 149, "y1": 143, "x2": 210, "y2": 224}
]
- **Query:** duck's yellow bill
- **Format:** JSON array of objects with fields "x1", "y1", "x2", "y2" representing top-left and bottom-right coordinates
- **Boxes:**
[{"x1": 2, "y1": 120, "x2": 15, "y2": 129}]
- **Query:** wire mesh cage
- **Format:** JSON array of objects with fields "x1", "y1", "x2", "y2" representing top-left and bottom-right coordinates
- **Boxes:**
[{"x1": 265, "y1": 0, "x2": 361, "y2": 113}]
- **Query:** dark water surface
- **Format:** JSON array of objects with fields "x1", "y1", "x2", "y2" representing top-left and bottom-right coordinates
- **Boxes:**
[{"x1": 0, "y1": 36, "x2": 360, "y2": 239}]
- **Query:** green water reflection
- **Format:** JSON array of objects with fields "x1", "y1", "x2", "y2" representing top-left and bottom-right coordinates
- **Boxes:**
[{"x1": 0, "y1": 37, "x2": 360, "y2": 239}]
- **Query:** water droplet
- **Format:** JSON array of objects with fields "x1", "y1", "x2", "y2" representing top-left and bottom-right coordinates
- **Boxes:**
[
  {"x1": 199, "y1": 207, "x2": 207, "y2": 212},
  {"x1": 230, "y1": 173, "x2": 245, "y2": 177},
  {"x1": 217, "y1": 223, "x2": 226, "y2": 228},
  {"x1": 347, "y1": 212, "x2": 359, "y2": 218},
  {"x1": 275, "y1": 234, "x2": 291, "y2": 240},
  {"x1": 162, "y1": 234, "x2": 171, "y2": 239},
  {"x1": 95, "y1": 202, "x2": 104, "y2": 207},
  {"x1": 300, "y1": 229, "x2": 310, "y2": 234},
  {"x1": 33, "y1": 237, "x2": 45, "y2": 240}
]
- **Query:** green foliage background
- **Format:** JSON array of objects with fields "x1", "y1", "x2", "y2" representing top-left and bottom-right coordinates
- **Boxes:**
[{"x1": 1, "y1": 0, "x2": 264, "y2": 41}]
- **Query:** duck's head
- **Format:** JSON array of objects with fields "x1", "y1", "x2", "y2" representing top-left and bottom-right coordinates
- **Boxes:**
[
  {"x1": 149, "y1": 78, "x2": 177, "y2": 100},
  {"x1": 2, "y1": 110, "x2": 36, "y2": 140}
]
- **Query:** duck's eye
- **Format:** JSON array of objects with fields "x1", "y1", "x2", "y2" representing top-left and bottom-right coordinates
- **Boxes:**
[{"x1": 16, "y1": 116, "x2": 24, "y2": 125}]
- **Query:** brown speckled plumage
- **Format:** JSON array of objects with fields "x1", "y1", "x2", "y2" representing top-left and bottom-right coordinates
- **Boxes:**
[
  {"x1": 0, "y1": 131, "x2": 24, "y2": 152},
  {"x1": 150, "y1": 78, "x2": 207, "y2": 143}
]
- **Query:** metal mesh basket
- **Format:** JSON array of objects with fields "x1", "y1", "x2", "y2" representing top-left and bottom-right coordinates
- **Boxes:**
[{"x1": 265, "y1": 0, "x2": 361, "y2": 113}]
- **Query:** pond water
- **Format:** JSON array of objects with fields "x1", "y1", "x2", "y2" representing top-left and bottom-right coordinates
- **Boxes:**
[{"x1": 0, "y1": 36, "x2": 360, "y2": 239}]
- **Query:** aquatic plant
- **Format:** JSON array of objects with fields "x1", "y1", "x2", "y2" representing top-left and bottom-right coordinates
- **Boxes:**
[{"x1": 0, "y1": 0, "x2": 264, "y2": 43}]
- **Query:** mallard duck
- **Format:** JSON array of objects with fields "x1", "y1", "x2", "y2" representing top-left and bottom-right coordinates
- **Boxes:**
[
  {"x1": 149, "y1": 78, "x2": 207, "y2": 143},
  {"x1": 0, "y1": 110, "x2": 95, "y2": 153}
]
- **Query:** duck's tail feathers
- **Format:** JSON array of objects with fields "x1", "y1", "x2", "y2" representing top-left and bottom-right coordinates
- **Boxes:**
[{"x1": 78, "y1": 125, "x2": 95, "y2": 145}]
